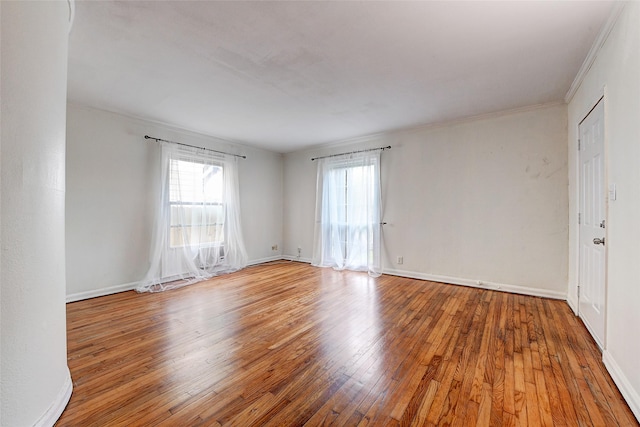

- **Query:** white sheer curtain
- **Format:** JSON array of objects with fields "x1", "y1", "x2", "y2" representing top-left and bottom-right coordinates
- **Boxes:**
[
  {"x1": 311, "y1": 151, "x2": 382, "y2": 277},
  {"x1": 137, "y1": 142, "x2": 248, "y2": 292}
]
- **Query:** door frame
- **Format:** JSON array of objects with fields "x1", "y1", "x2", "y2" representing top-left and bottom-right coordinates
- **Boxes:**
[{"x1": 575, "y1": 92, "x2": 608, "y2": 350}]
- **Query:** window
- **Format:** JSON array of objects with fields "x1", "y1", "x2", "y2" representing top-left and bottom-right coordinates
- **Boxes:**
[
  {"x1": 169, "y1": 158, "x2": 224, "y2": 248},
  {"x1": 137, "y1": 142, "x2": 248, "y2": 292},
  {"x1": 312, "y1": 151, "x2": 383, "y2": 277},
  {"x1": 326, "y1": 164, "x2": 375, "y2": 266}
]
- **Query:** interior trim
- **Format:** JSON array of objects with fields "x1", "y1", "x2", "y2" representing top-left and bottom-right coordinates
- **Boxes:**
[
  {"x1": 603, "y1": 350, "x2": 640, "y2": 423},
  {"x1": 281, "y1": 256, "x2": 566, "y2": 300},
  {"x1": 33, "y1": 368, "x2": 73, "y2": 427},
  {"x1": 383, "y1": 268, "x2": 566, "y2": 300},
  {"x1": 66, "y1": 281, "x2": 139, "y2": 303},
  {"x1": 67, "y1": 258, "x2": 567, "y2": 303},
  {"x1": 66, "y1": 256, "x2": 285, "y2": 302},
  {"x1": 565, "y1": 3, "x2": 625, "y2": 103}
]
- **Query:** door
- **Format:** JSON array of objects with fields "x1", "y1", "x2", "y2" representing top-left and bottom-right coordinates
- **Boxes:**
[{"x1": 578, "y1": 97, "x2": 606, "y2": 348}]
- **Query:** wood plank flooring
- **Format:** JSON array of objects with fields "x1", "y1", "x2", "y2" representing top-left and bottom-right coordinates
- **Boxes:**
[{"x1": 58, "y1": 262, "x2": 637, "y2": 426}]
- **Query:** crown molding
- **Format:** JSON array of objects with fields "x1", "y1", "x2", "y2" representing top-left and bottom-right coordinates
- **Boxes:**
[
  {"x1": 565, "y1": 2, "x2": 626, "y2": 103},
  {"x1": 292, "y1": 101, "x2": 565, "y2": 156}
]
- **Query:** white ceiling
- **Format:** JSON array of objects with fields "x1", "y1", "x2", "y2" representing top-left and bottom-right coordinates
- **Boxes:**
[{"x1": 68, "y1": 1, "x2": 614, "y2": 153}]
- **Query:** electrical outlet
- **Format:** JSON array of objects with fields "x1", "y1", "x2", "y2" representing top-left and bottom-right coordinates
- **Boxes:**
[
  {"x1": 397, "y1": 256, "x2": 403, "y2": 265},
  {"x1": 271, "y1": 244, "x2": 278, "y2": 251},
  {"x1": 297, "y1": 247, "x2": 302, "y2": 256}
]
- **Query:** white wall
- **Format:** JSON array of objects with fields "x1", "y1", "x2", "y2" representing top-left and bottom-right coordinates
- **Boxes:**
[
  {"x1": 66, "y1": 105, "x2": 283, "y2": 300},
  {"x1": 567, "y1": 2, "x2": 640, "y2": 420},
  {"x1": 1, "y1": 1, "x2": 73, "y2": 425},
  {"x1": 284, "y1": 103, "x2": 568, "y2": 298}
]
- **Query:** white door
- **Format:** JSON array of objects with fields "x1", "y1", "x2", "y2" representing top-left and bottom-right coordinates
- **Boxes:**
[{"x1": 578, "y1": 98, "x2": 606, "y2": 348}]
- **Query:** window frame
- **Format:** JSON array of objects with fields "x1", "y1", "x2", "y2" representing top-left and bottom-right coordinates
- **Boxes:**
[
  {"x1": 167, "y1": 157, "x2": 226, "y2": 249},
  {"x1": 325, "y1": 162, "x2": 376, "y2": 264}
]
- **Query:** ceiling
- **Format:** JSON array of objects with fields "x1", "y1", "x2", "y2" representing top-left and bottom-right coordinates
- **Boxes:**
[{"x1": 68, "y1": 1, "x2": 614, "y2": 153}]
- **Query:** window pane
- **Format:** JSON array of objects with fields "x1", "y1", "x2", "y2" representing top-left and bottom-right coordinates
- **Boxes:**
[
  {"x1": 169, "y1": 158, "x2": 225, "y2": 248},
  {"x1": 170, "y1": 159, "x2": 223, "y2": 203},
  {"x1": 326, "y1": 163, "x2": 374, "y2": 262}
]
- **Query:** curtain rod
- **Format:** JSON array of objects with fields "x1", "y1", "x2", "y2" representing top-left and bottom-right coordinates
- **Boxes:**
[
  {"x1": 144, "y1": 135, "x2": 247, "y2": 159},
  {"x1": 311, "y1": 145, "x2": 391, "y2": 161}
]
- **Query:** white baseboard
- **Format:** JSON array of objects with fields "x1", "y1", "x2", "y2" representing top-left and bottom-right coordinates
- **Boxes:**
[
  {"x1": 67, "y1": 257, "x2": 288, "y2": 302},
  {"x1": 66, "y1": 260, "x2": 566, "y2": 303},
  {"x1": 66, "y1": 281, "x2": 139, "y2": 303},
  {"x1": 247, "y1": 255, "x2": 286, "y2": 265},
  {"x1": 383, "y1": 268, "x2": 567, "y2": 300},
  {"x1": 603, "y1": 350, "x2": 640, "y2": 422},
  {"x1": 275, "y1": 260, "x2": 566, "y2": 300},
  {"x1": 34, "y1": 367, "x2": 73, "y2": 427},
  {"x1": 566, "y1": 295, "x2": 578, "y2": 315},
  {"x1": 281, "y1": 255, "x2": 312, "y2": 263}
]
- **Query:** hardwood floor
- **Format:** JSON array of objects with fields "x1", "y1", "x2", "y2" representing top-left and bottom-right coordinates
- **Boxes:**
[{"x1": 58, "y1": 262, "x2": 637, "y2": 426}]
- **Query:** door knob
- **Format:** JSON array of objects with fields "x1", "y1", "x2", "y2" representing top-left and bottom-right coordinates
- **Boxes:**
[{"x1": 593, "y1": 237, "x2": 605, "y2": 245}]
